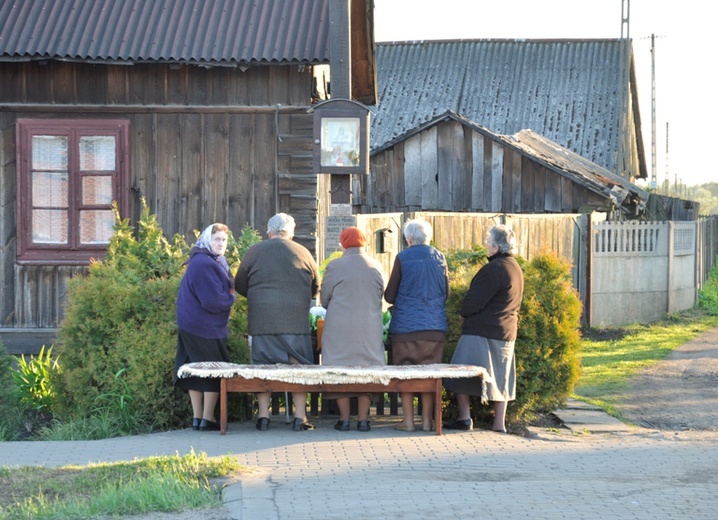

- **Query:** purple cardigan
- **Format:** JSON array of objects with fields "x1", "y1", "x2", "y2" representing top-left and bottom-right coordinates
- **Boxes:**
[{"x1": 176, "y1": 247, "x2": 236, "y2": 339}]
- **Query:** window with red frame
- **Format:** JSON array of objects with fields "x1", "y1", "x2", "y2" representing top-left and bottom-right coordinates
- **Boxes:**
[{"x1": 16, "y1": 119, "x2": 130, "y2": 265}]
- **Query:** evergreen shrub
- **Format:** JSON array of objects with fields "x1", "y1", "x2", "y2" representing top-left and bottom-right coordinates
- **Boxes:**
[
  {"x1": 442, "y1": 247, "x2": 582, "y2": 424},
  {"x1": 56, "y1": 200, "x2": 257, "y2": 431},
  {"x1": 0, "y1": 339, "x2": 24, "y2": 440}
]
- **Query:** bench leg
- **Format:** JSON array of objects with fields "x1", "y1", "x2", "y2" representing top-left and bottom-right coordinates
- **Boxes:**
[
  {"x1": 435, "y1": 379, "x2": 442, "y2": 435},
  {"x1": 220, "y1": 379, "x2": 227, "y2": 435}
]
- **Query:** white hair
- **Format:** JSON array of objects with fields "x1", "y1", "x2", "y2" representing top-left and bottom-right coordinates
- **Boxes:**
[
  {"x1": 488, "y1": 225, "x2": 517, "y2": 255},
  {"x1": 267, "y1": 213, "x2": 295, "y2": 238},
  {"x1": 403, "y1": 219, "x2": 432, "y2": 245}
]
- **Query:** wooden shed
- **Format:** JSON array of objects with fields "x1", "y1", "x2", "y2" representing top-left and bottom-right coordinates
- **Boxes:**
[
  {"x1": 357, "y1": 111, "x2": 648, "y2": 217},
  {"x1": 0, "y1": 0, "x2": 377, "y2": 352}
]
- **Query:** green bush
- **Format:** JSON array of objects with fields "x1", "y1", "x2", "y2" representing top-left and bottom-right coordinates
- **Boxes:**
[
  {"x1": 698, "y1": 267, "x2": 718, "y2": 315},
  {"x1": 514, "y1": 253, "x2": 583, "y2": 415},
  {"x1": 0, "y1": 339, "x2": 24, "y2": 441},
  {"x1": 56, "y1": 200, "x2": 257, "y2": 432},
  {"x1": 442, "y1": 248, "x2": 582, "y2": 424}
]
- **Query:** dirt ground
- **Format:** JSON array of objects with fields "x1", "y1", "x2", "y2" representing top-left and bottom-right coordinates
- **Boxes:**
[{"x1": 613, "y1": 326, "x2": 718, "y2": 433}]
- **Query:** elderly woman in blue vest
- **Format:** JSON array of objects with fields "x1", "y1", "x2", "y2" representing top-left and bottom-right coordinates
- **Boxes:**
[
  {"x1": 385, "y1": 219, "x2": 449, "y2": 432},
  {"x1": 443, "y1": 225, "x2": 524, "y2": 433},
  {"x1": 174, "y1": 223, "x2": 236, "y2": 432}
]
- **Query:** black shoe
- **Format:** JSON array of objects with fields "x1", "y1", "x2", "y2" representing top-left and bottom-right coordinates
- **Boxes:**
[
  {"x1": 256, "y1": 417, "x2": 270, "y2": 431},
  {"x1": 334, "y1": 419, "x2": 351, "y2": 431},
  {"x1": 199, "y1": 419, "x2": 221, "y2": 431},
  {"x1": 292, "y1": 417, "x2": 315, "y2": 431},
  {"x1": 192, "y1": 418, "x2": 201, "y2": 431},
  {"x1": 443, "y1": 418, "x2": 473, "y2": 431},
  {"x1": 357, "y1": 420, "x2": 371, "y2": 432}
]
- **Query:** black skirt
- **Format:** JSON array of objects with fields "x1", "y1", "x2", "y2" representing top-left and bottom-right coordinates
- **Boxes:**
[{"x1": 173, "y1": 328, "x2": 230, "y2": 392}]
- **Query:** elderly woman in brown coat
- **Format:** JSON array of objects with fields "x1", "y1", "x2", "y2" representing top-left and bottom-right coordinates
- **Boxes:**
[{"x1": 320, "y1": 227, "x2": 386, "y2": 432}]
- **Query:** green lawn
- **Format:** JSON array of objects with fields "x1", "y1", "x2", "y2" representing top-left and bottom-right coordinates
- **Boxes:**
[{"x1": 573, "y1": 311, "x2": 718, "y2": 419}]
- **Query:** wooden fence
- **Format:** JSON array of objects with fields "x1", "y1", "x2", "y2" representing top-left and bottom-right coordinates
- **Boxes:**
[{"x1": 337, "y1": 212, "x2": 718, "y2": 327}]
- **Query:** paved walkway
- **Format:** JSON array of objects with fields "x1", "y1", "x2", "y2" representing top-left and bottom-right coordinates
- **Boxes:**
[{"x1": 2, "y1": 414, "x2": 718, "y2": 519}]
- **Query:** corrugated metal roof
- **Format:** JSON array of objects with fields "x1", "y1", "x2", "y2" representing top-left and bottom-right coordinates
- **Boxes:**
[
  {"x1": 0, "y1": 0, "x2": 330, "y2": 66},
  {"x1": 373, "y1": 39, "x2": 637, "y2": 176}
]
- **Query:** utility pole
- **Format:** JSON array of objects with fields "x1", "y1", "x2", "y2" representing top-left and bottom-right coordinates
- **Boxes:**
[
  {"x1": 651, "y1": 34, "x2": 657, "y2": 190},
  {"x1": 621, "y1": 0, "x2": 630, "y2": 38},
  {"x1": 618, "y1": 0, "x2": 631, "y2": 179}
]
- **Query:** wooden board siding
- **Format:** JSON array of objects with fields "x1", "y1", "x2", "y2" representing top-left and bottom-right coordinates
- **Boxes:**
[
  {"x1": 13, "y1": 265, "x2": 86, "y2": 327},
  {"x1": 362, "y1": 118, "x2": 613, "y2": 217},
  {"x1": 470, "y1": 131, "x2": 484, "y2": 211},
  {"x1": 0, "y1": 61, "x2": 319, "y2": 329},
  {"x1": 0, "y1": 112, "x2": 16, "y2": 327},
  {"x1": 0, "y1": 61, "x2": 311, "y2": 107},
  {"x1": 489, "y1": 141, "x2": 503, "y2": 212}
]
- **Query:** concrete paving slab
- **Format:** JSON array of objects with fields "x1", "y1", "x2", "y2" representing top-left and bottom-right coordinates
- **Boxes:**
[{"x1": 554, "y1": 398, "x2": 633, "y2": 433}]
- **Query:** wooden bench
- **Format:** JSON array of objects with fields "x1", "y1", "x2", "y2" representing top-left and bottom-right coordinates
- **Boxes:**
[{"x1": 178, "y1": 362, "x2": 491, "y2": 436}]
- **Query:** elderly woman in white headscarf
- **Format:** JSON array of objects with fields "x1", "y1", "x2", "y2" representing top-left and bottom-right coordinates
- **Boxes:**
[{"x1": 174, "y1": 223, "x2": 236, "y2": 432}]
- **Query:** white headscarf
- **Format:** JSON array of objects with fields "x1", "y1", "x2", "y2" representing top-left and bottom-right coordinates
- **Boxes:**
[
  {"x1": 196, "y1": 224, "x2": 220, "y2": 252},
  {"x1": 195, "y1": 223, "x2": 230, "y2": 275}
]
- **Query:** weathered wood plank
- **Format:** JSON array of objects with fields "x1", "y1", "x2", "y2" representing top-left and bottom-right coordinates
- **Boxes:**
[
  {"x1": 129, "y1": 63, "x2": 161, "y2": 104},
  {"x1": 544, "y1": 170, "x2": 561, "y2": 212},
  {"x1": 253, "y1": 114, "x2": 276, "y2": 231},
  {"x1": 403, "y1": 133, "x2": 422, "y2": 207},
  {"x1": 420, "y1": 126, "x2": 438, "y2": 210},
  {"x1": 24, "y1": 62, "x2": 52, "y2": 104},
  {"x1": 534, "y1": 164, "x2": 546, "y2": 211},
  {"x1": 203, "y1": 113, "x2": 229, "y2": 224},
  {"x1": 489, "y1": 141, "x2": 503, "y2": 212},
  {"x1": 561, "y1": 175, "x2": 573, "y2": 212},
  {"x1": 471, "y1": 132, "x2": 484, "y2": 210},
  {"x1": 0, "y1": 62, "x2": 21, "y2": 102},
  {"x1": 521, "y1": 155, "x2": 536, "y2": 212},
  {"x1": 227, "y1": 113, "x2": 254, "y2": 230},
  {"x1": 167, "y1": 66, "x2": 188, "y2": 105},
  {"x1": 155, "y1": 113, "x2": 182, "y2": 234},
  {"x1": 249, "y1": 67, "x2": 271, "y2": 105},
  {"x1": 176, "y1": 113, "x2": 202, "y2": 234},
  {"x1": 437, "y1": 122, "x2": 456, "y2": 210},
  {"x1": 128, "y1": 114, "x2": 155, "y2": 224},
  {"x1": 51, "y1": 61, "x2": 76, "y2": 104}
]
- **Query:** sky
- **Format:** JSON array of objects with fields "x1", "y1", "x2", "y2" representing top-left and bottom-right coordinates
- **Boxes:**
[{"x1": 374, "y1": 0, "x2": 715, "y2": 187}]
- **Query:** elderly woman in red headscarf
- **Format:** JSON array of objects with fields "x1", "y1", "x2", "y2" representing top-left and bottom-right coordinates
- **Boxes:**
[{"x1": 320, "y1": 227, "x2": 386, "y2": 432}]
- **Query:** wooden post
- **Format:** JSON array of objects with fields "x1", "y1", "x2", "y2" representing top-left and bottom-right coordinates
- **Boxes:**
[{"x1": 328, "y1": 0, "x2": 353, "y2": 209}]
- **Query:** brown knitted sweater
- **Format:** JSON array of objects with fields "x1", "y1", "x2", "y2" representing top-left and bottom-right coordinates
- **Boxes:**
[{"x1": 235, "y1": 238, "x2": 320, "y2": 336}]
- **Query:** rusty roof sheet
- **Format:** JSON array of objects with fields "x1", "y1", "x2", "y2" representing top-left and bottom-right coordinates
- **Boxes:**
[
  {"x1": 508, "y1": 128, "x2": 648, "y2": 210},
  {"x1": 0, "y1": 0, "x2": 330, "y2": 66},
  {"x1": 373, "y1": 39, "x2": 640, "y2": 177}
]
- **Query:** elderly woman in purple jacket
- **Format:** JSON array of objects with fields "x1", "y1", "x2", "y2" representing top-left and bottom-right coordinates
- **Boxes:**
[{"x1": 174, "y1": 223, "x2": 236, "y2": 432}]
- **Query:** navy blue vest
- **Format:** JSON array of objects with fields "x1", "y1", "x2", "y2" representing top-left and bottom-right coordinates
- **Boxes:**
[{"x1": 389, "y1": 245, "x2": 448, "y2": 334}]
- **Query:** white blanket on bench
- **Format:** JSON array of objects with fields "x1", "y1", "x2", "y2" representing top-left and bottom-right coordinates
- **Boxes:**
[{"x1": 178, "y1": 362, "x2": 490, "y2": 386}]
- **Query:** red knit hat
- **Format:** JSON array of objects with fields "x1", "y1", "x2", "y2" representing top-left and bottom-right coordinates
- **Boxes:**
[{"x1": 340, "y1": 227, "x2": 366, "y2": 248}]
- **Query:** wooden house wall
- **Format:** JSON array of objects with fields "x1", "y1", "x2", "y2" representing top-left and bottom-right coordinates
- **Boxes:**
[
  {"x1": 0, "y1": 61, "x2": 319, "y2": 330},
  {"x1": 358, "y1": 119, "x2": 607, "y2": 215}
]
